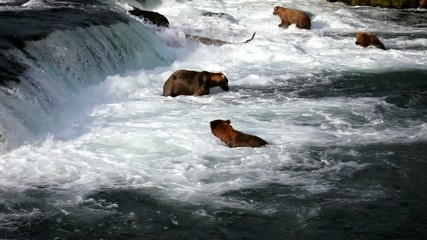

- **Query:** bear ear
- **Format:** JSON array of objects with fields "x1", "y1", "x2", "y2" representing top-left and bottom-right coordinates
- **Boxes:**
[
  {"x1": 226, "y1": 119, "x2": 231, "y2": 124},
  {"x1": 220, "y1": 74, "x2": 225, "y2": 80}
]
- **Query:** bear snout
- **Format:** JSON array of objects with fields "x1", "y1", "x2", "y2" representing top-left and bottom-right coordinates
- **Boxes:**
[{"x1": 221, "y1": 85, "x2": 230, "y2": 91}]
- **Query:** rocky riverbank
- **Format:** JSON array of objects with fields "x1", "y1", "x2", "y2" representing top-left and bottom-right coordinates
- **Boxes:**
[{"x1": 327, "y1": 0, "x2": 426, "y2": 9}]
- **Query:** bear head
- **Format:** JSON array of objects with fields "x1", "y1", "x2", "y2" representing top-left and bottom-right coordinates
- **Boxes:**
[
  {"x1": 210, "y1": 119, "x2": 231, "y2": 131},
  {"x1": 273, "y1": 6, "x2": 287, "y2": 15},
  {"x1": 355, "y1": 32, "x2": 370, "y2": 47},
  {"x1": 210, "y1": 73, "x2": 229, "y2": 91}
]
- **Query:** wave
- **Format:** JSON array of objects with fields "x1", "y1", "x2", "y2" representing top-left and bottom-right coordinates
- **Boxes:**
[{"x1": 0, "y1": 1, "x2": 175, "y2": 152}]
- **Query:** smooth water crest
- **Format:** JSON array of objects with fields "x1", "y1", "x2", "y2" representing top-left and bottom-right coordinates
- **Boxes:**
[{"x1": 0, "y1": 0, "x2": 426, "y2": 239}]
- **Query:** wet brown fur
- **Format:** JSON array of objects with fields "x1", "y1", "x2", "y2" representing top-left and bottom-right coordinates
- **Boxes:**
[
  {"x1": 210, "y1": 119, "x2": 268, "y2": 148},
  {"x1": 273, "y1": 6, "x2": 311, "y2": 30},
  {"x1": 162, "y1": 70, "x2": 229, "y2": 97},
  {"x1": 355, "y1": 32, "x2": 385, "y2": 50}
]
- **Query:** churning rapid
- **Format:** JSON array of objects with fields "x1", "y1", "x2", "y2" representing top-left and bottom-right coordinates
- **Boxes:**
[{"x1": 0, "y1": 0, "x2": 426, "y2": 239}]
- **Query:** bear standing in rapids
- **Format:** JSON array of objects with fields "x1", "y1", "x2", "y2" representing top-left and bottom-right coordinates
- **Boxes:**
[
  {"x1": 210, "y1": 119, "x2": 268, "y2": 148},
  {"x1": 162, "y1": 70, "x2": 229, "y2": 97},
  {"x1": 273, "y1": 6, "x2": 311, "y2": 30},
  {"x1": 355, "y1": 32, "x2": 386, "y2": 50}
]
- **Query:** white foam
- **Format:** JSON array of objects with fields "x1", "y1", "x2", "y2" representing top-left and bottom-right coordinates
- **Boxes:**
[{"x1": 22, "y1": 0, "x2": 47, "y2": 7}]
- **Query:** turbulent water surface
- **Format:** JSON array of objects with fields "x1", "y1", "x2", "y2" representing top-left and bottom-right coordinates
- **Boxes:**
[{"x1": 0, "y1": 0, "x2": 426, "y2": 239}]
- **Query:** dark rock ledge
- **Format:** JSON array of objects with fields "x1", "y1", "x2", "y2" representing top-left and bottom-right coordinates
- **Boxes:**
[{"x1": 327, "y1": 0, "x2": 426, "y2": 9}]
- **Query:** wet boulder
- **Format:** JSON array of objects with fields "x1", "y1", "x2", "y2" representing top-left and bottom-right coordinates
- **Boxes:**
[{"x1": 128, "y1": 6, "x2": 169, "y2": 27}]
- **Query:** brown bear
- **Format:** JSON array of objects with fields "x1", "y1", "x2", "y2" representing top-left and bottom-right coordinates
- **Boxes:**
[
  {"x1": 420, "y1": 0, "x2": 427, "y2": 8},
  {"x1": 210, "y1": 119, "x2": 268, "y2": 148},
  {"x1": 273, "y1": 6, "x2": 311, "y2": 30},
  {"x1": 355, "y1": 32, "x2": 386, "y2": 50},
  {"x1": 162, "y1": 70, "x2": 229, "y2": 97}
]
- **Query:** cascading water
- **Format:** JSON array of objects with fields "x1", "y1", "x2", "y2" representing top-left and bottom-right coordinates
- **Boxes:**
[{"x1": 0, "y1": 2, "x2": 175, "y2": 152}]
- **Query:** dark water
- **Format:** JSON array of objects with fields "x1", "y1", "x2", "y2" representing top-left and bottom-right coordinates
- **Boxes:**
[
  {"x1": 1, "y1": 141, "x2": 426, "y2": 239},
  {"x1": 297, "y1": 70, "x2": 427, "y2": 110}
]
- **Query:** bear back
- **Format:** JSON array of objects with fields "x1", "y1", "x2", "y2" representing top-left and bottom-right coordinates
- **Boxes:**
[
  {"x1": 273, "y1": 6, "x2": 311, "y2": 30},
  {"x1": 355, "y1": 32, "x2": 385, "y2": 50},
  {"x1": 210, "y1": 119, "x2": 268, "y2": 148},
  {"x1": 162, "y1": 70, "x2": 229, "y2": 97}
]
